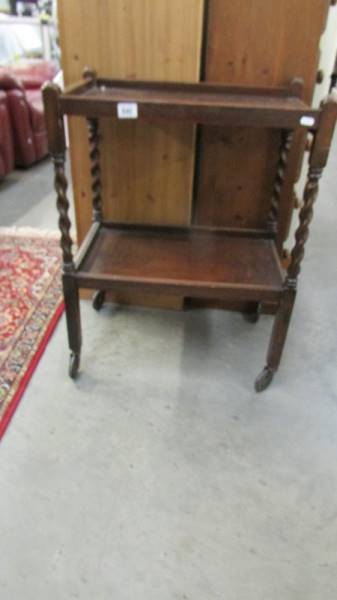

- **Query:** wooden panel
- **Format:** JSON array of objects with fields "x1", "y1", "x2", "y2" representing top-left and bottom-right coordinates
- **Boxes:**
[
  {"x1": 58, "y1": 0, "x2": 204, "y2": 236},
  {"x1": 58, "y1": 0, "x2": 204, "y2": 307},
  {"x1": 195, "y1": 0, "x2": 331, "y2": 244}
]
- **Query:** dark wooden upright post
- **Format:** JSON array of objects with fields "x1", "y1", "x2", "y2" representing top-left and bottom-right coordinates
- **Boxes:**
[
  {"x1": 267, "y1": 130, "x2": 294, "y2": 234},
  {"x1": 83, "y1": 68, "x2": 102, "y2": 222},
  {"x1": 42, "y1": 82, "x2": 82, "y2": 378},
  {"x1": 256, "y1": 90, "x2": 337, "y2": 392},
  {"x1": 244, "y1": 125, "x2": 293, "y2": 326},
  {"x1": 87, "y1": 113, "x2": 106, "y2": 310},
  {"x1": 42, "y1": 83, "x2": 73, "y2": 270},
  {"x1": 267, "y1": 79, "x2": 303, "y2": 237},
  {"x1": 244, "y1": 126, "x2": 294, "y2": 326},
  {"x1": 82, "y1": 68, "x2": 106, "y2": 311},
  {"x1": 287, "y1": 90, "x2": 337, "y2": 284},
  {"x1": 87, "y1": 117, "x2": 102, "y2": 222}
]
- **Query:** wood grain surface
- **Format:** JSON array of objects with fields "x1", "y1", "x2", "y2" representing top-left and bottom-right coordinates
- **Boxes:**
[
  {"x1": 58, "y1": 0, "x2": 204, "y2": 307},
  {"x1": 78, "y1": 225, "x2": 283, "y2": 300},
  {"x1": 195, "y1": 0, "x2": 331, "y2": 245}
]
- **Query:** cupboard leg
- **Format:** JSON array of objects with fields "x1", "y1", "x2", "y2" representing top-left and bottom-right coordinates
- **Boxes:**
[
  {"x1": 243, "y1": 302, "x2": 261, "y2": 324},
  {"x1": 92, "y1": 290, "x2": 106, "y2": 311},
  {"x1": 255, "y1": 287, "x2": 296, "y2": 392},
  {"x1": 63, "y1": 275, "x2": 82, "y2": 379}
]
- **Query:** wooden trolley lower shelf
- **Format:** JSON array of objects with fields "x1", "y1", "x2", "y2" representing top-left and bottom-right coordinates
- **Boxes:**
[{"x1": 75, "y1": 223, "x2": 284, "y2": 303}]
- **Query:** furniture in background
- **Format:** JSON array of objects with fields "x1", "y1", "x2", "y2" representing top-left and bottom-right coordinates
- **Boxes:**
[
  {"x1": 58, "y1": 0, "x2": 204, "y2": 310},
  {"x1": 6, "y1": 61, "x2": 58, "y2": 89},
  {"x1": 0, "y1": 90, "x2": 15, "y2": 180},
  {"x1": 0, "y1": 61, "x2": 58, "y2": 168},
  {"x1": 43, "y1": 72, "x2": 337, "y2": 390},
  {"x1": 57, "y1": 0, "x2": 336, "y2": 313},
  {"x1": 0, "y1": 73, "x2": 47, "y2": 167}
]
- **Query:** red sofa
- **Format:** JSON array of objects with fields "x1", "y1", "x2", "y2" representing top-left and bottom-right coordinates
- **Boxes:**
[
  {"x1": 0, "y1": 89, "x2": 15, "y2": 179},
  {"x1": 0, "y1": 71, "x2": 48, "y2": 167}
]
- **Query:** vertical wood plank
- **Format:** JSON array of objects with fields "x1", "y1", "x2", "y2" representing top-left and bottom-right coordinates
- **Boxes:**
[
  {"x1": 58, "y1": 0, "x2": 204, "y2": 307},
  {"x1": 195, "y1": 0, "x2": 330, "y2": 245},
  {"x1": 59, "y1": 0, "x2": 204, "y2": 237}
]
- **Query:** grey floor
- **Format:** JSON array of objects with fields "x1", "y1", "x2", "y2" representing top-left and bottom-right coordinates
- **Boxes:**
[{"x1": 0, "y1": 141, "x2": 336, "y2": 600}]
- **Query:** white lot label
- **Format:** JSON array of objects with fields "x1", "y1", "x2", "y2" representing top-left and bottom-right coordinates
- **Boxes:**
[
  {"x1": 300, "y1": 116, "x2": 315, "y2": 127},
  {"x1": 117, "y1": 102, "x2": 138, "y2": 119}
]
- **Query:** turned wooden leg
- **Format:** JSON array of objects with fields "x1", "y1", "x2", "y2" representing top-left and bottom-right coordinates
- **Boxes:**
[
  {"x1": 63, "y1": 274, "x2": 82, "y2": 379},
  {"x1": 256, "y1": 163, "x2": 322, "y2": 392},
  {"x1": 256, "y1": 166, "x2": 321, "y2": 392},
  {"x1": 43, "y1": 82, "x2": 81, "y2": 377},
  {"x1": 92, "y1": 290, "x2": 106, "y2": 311},
  {"x1": 255, "y1": 92, "x2": 337, "y2": 392},
  {"x1": 87, "y1": 117, "x2": 103, "y2": 222},
  {"x1": 255, "y1": 287, "x2": 296, "y2": 392},
  {"x1": 267, "y1": 129, "x2": 294, "y2": 234}
]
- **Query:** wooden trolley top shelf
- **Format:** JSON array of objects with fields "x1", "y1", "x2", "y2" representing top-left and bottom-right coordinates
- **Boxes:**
[
  {"x1": 59, "y1": 77, "x2": 319, "y2": 129},
  {"x1": 75, "y1": 223, "x2": 285, "y2": 302}
]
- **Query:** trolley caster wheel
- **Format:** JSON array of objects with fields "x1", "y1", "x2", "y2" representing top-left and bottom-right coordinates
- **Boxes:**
[
  {"x1": 69, "y1": 352, "x2": 80, "y2": 379},
  {"x1": 255, "y1": 366, "x2": 275, "y2": 392},
  {"x1": 92, "y1": 290, "x2": 106, "y2": 311},
  {"x1": 243, "y1": 302, "x2": 261, "y2": 324}
]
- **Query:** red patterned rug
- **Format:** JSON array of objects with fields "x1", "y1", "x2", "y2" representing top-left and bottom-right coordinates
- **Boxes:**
[{"x1": 0, "y1": 228, "x2": 64, "y2": 440}]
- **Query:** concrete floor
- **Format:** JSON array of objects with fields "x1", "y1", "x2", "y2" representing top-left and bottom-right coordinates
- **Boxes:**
[{"x1": 0, "y1": 140, "x2": 336, "y2": 599}]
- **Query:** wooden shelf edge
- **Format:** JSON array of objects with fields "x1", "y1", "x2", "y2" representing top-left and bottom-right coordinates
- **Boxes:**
[
  {"x1": 74, "y1": 272, "x2": 283, "y2": 303},
  {"x1": 69, "y1": 223, "x2": 284, "y2": 303},
  {"x1": 58, "y1": 77, "x2": 320, "y2": 130},
  {"x1": 101, "y1": 220, "x2": 275, "y2": 239}
]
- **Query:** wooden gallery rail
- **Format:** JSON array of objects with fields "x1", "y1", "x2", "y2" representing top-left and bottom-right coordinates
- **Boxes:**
[{"x1": 42, "y1": 70, "x2": 337, "y2": 391}]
